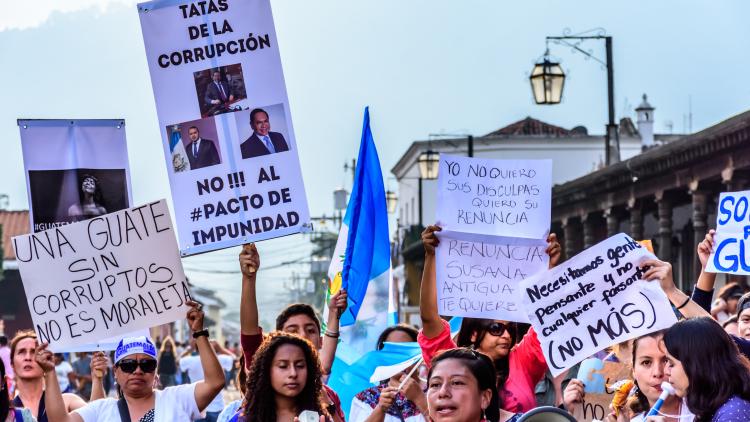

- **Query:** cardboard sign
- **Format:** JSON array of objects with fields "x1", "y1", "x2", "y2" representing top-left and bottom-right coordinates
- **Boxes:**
[
  {"x1": 436, "y1": 154, "x2": 551, "y2": 240},
  {"x1": 436, "y1": 233, "x2": 548, "y2": 322},
  {"x1": 519, "y1": 233, "x2": 677, "y2": 376},
  {"x1": 574, "y1": 358, "x2": 632, "y2": 422},
  {"x1": 707, "y1": 190, "x2": 750, "y2": 275},
  {"x1": 13, "y1": 200, "x2": 191, "y2": 351}
]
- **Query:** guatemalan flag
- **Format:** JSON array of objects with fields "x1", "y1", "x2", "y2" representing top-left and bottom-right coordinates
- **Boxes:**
[
  {"x1": 326, "y1": 107, "x2": 391, "y2": 353},
  {"x1": 169, "y1": 126, "x2": 191, "y2": 172}
]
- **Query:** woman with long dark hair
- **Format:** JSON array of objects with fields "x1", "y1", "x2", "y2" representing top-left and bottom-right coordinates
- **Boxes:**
[
  {"x1": 67, "y1": 174, "x2": 107, "y2": 219},
  {"x1": 418, "y1": 225, "x2": 560, "y2": 413},
  {"x1": 231, "y1": 332, "x2": 330, "y2": 422},
  {"x1": 426, "y1": 347, "x2": 513, "y2": 422},
  {"x1": 1, "y1": 359, "x2": 34, "y2": 422},
  {"x1": 653, "y1": 317, "x2": 750, "y2": 421}
]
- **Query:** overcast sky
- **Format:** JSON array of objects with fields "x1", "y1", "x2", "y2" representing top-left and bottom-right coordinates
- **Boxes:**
[{"x1": 2, "y1": 1, "x2": 749, "y2": 329}]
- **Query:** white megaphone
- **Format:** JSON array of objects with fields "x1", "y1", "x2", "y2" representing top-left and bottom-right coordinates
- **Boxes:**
[{"x1": 644, "y1": 382, "x2": 676, "y2": 419}]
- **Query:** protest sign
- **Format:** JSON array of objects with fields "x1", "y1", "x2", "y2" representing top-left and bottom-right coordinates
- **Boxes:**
[
  {"x1": 573, "y1": 358, "x2": 632, "y2": 422},
  {"x1": 436, "y1": 233, "x2": 548, "y2": 322},
  {"x1": 707, "y1": 190, "x2": 750, "y2": 275},
  {"x1": 17, "y1": 119, "x2": 132, "y2": 233},
  {"x1": 436, "y1": 154, "x2": 551, "y2": 240},
  {"x1": 138, "y1": 0, "x2": 310, "y2": 255},
  {"x1": 12, "y1": 199, "x2": 191, "y2": 351},
  {"x1": 520, "y1": 233, "x2": 676, "y2": 376}
]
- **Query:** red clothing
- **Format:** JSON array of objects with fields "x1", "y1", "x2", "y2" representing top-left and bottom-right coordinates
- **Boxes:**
[
  {"x1": 240, "y1": 331, "x2": 346, "y2": 421},
  {"x1": 417, "y1": 319, "x2": 547, "y2": 413}
]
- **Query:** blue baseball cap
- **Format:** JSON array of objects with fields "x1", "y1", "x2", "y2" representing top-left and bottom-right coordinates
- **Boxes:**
[{"x1": 115, "y1": 336, "x2": 157, "y2": 363}]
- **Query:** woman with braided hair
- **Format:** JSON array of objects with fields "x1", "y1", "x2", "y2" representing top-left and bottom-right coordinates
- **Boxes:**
[{"x1": 230, "y1": 332, "x2": 331, "y2": 422}]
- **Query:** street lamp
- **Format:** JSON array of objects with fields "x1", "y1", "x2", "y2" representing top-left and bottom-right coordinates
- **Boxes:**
[
  {"x1": 529, "y1": 57, "x2": 565, "y2": 105},
  {"x1": 418, "y1": 150, "x2": 440, "y2": 180},
  {"x1": 385, "y1": 190, "x2": 398, "y2": 214},
  {"x1": 531, "y1": 29, "x2": 620, "y2": 165}
]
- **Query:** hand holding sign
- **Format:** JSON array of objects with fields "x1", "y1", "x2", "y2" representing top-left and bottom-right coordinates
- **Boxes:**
[
  {"x1": 422, "y1": 225, "x2": 442, "y2": 255},
  {"x1": 91, "y1": 351, "x2": 108, "y2": 379},
  {"x1": 697, "y1": 229, "x2": 716, "y2": 269},
  {"x1": 546, "y1": 233, "x2": 562, "y2": 268},
  {"x1": 35, "y1": 343, "x2": 56, "y2": 373},
  {"x1": 240, "y1": 243, "x2": 259, "y2": 275},
  {"x1": 186, "y1": 300, "x2": 205, "y2": 332}
]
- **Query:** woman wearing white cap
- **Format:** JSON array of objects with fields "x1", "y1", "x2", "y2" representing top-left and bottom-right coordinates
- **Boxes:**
[{"x1": 34, "y1": 300, "x2": 225, "y2": 422}]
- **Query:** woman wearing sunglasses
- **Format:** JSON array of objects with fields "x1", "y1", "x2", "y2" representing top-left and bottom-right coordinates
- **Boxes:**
[
  {"x1": 418, "y1": 225, "x2": 561, "y2": 414},
  {"x1": 35, "y1": 300, "x2": 225, "y2": 422}
]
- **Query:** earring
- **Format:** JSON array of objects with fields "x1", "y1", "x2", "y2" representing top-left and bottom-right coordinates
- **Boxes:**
[{"x1": 481, "y1": 408, "x2": 488, "y2": 422}]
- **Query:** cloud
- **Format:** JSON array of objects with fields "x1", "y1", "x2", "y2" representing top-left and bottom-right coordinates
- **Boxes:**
[{"x1": 2, "y1": 0, "x2": 138, "y2": 31}]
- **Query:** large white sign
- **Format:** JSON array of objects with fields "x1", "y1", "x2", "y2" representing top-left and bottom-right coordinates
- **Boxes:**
[
  {"x1": 17, "y1": 119, "x2": 132, "y2": 233},
  {"x1": 138, "y1": 0, "x2": 310, "y2": 255},
  {"x1": 12, "y1": 200, "x2": 191, "y2": 351},
  {"x1": 519, "y1": 233, "x2": 676, "y2": 376},
  {"x1": 707, "y1": 190, "x2": 750, "y2": 275},
  {"x1": 436, "y1": 154, "x2": 552, "y2": 240},
  {"x1": 436, "y1": 233, "x2": 548, "y2": 322}
]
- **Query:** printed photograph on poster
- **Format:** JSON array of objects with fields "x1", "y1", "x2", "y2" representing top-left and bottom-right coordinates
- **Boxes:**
[
  {"x1": 235, "y1": 103, "x2": 291, "y2": 159},
  {"x1": 165, "y1": 117, "x2": 222, "y2": 173},
  {"x1": 28, "y1": 169, "x2": 128, "y2": 232},
  {"x1": 194, "y1": 63, "x2": 248, "y2": 117}
]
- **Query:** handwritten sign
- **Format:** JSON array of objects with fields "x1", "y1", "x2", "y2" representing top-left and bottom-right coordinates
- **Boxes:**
[
  {"x1": 436, "y1": 233, "x2": 548, "y2": 322},
  {"x1": 574, "y1": 358, "x2": 631, "y2": 422},
  {"x1": 436, "y1": 154, "x2": 551, "y2": 240},
  {"x1": 707, "y1": 190, "x2": 750, "y2": 275},
  {"x1": 519, "y1": 233, "x2": 676, "y2": 376},
  {"x1": 13, "y1": 200, "x2": 191, "y2": 351}
]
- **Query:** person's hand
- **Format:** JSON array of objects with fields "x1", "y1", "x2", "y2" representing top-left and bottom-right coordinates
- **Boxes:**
[
  {"x1": 239, "y1": 243, "x2": 259, "y2": 277},
  {"x1": 697, "y1": 229, "x2": 715, "y2": 269},
  {"x1": 377, "y1": 386, "x2": 398, "y2": 411},
  {"x1": 186, "y1": 300, "x2": 205, "y2": 332},
  {"x1": 91, "y1": 351, "x2": 108, "y2": 379},
  {"x1": 392, "y1": 373, "x2": 425, "y2": 406},
  {"x1": 422, "y1": 225, "x2": 442, "y2": 256},
  {"x1": 546, "y1": 233, "x2": 561, "y2": 268},
  {"x1": 642, "y1": 259, "x2": 676, "y2": 295},
  {"x1": 35, "y1": 343, "x2": 55, "y2": 373},
  {"x1": 328, "y1": 289, "x2": 348, "y2": 315},
  {"x1": 229, "y1": 95, "x2": 235, "y2": 102},
  {"x1": 562, "y1": 379, "x2": 585, "y2": 413}
]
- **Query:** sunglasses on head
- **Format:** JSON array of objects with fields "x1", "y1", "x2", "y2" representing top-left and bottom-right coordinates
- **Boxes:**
[
  {"x1": 485, "y1": 321, "x2": 514, "y2": 337},
  {"x1": 117, "y1": 358, "x2": 157, "y2": 374}
]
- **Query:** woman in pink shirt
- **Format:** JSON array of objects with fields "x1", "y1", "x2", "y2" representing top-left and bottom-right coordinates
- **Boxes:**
[{"x1": 418, "y1": 225, "x2": 560, "y2": 414}]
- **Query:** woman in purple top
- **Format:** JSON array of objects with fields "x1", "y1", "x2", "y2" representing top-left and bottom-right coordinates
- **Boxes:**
[{"x1": 646, "y1": 317, "x2": 750, "y2": 422}]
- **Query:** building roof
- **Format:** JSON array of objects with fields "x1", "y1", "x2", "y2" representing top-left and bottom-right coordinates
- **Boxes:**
[
  {"x1": 0, "y1": 211, "x2": 30, "y2": 261},
  {"x1": 485, "y1": 116, "x2": 574, "y2": 137}
]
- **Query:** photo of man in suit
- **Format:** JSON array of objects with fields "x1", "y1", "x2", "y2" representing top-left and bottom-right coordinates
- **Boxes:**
[
  {"x1": 204, "y1": 70, "x2": 234, "y2": 115},
  {"x1": 240, "y1": 108, "x2": 290, "y2": 159},
  {"x1": 187, "y1": 126, "x2": 221, "y2": 169}
]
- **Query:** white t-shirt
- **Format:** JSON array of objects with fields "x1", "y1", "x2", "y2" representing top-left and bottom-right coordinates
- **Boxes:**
[
  {"x1": 74, "y1": 383, "x2": 202, "y2": 422},
  {"x1": 180, "y1": 354, "x2": 232, "y2": 413},
  {"x1": 630, "y1": 399, "x2": 695, "y2": 421},
  {"x1": 55, "y1": 361, "x2": 74, "y2": 391}
]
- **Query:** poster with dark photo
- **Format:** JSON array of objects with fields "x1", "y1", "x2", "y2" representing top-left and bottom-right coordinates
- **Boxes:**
[
  {"x1": 28, "y1": 169, "x2": 129, "y2": 232},
  {"x1": 194, "y1": 63, "x2": 247, "y2": 117}
]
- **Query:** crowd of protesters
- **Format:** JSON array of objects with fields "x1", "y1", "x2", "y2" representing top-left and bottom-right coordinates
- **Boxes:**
[{"x1": 2, "y1": 227, "x2": 750, "y2": 422}]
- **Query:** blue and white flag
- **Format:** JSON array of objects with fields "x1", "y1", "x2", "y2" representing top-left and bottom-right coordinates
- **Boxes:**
[
  {"x1": 168, "y1": 126, "x2": 191, "y2": 173},
  {"x1": 327, "y1": 107, "x2": 391, "y2": 329}
]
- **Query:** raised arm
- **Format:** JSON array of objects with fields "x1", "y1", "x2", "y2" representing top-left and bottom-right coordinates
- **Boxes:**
[
  {"x1": 642, "y1": 259, "x2": 712, "y2": 319},
  {"x1": 88, "y1": 351, "x2": 108, "y2": 402},
  {"x1": 420, "y1": 225, "x2": 443, "y2": 339},
  {"x1": 693, "y1": 229, "x2": 717, "y2": 313},
  {"x1": 187, "y1": 300, "x2": 225, "y2": 412},
  {"x1": 320, "y1": 288, "x2": 348, "y2": 375},
  {"x1": 239, "y1": 243, "x2": 261, "y2": 335},
  {"x1": 37, "y1": 344, "x2": 84, "y2": 422}
]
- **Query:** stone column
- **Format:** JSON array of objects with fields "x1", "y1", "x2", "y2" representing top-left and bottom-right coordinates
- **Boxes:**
[
  {"x1": 628, "y1": 204, "x2": 644, "y2": 241},
  {"x1": 562, "y1": 217, "x2": 582, "y2": 260},
  {"x1": 582, "y1": 213, "x2": 598, "y2": 249},
  {"x1": 691, "y1": 190, "x2": 709, "y2": 278},
  {"x1": 656, "y1": 194, "x2": 673, "y2": 263},
  {"x1": 605, "y1": 208, "x2": 620, "y2": 237}
]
